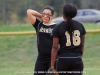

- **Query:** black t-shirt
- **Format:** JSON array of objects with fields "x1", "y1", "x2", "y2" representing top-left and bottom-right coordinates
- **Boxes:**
[
  {"x1": 33, "y1": 19, "x2": 57, "y2": 57},
  {"x1": 52, "y1": 21, "x2": 86, "y2": 55}
]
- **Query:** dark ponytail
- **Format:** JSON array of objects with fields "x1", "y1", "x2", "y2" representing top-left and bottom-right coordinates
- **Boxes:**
[
  {"x1": 63, "y1": 3, "x2": 77, "y2": 34},
  {"x1": 65, "y1": 18, "x2": 74, "y2": 34}
]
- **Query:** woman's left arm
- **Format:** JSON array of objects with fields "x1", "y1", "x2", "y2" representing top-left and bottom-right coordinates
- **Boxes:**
[{"x1": 51, "y1": 37, "x2": 59, "y2": 69}]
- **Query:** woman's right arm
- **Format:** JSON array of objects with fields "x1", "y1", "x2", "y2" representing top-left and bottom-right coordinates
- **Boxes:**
[
  {"x1": 81, "y1": 35, "x2": 85, "y2": 57},
  {"x1": 27, "y1": 9, "x2": 42, "y2": 25}
]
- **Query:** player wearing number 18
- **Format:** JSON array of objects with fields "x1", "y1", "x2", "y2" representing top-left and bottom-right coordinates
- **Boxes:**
[{"x1": 50, "y1": 3, "x2": 86, "y2": 75}]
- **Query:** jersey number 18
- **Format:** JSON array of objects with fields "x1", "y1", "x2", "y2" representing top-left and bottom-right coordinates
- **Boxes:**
[{"x1": 65, "y1": 30, "x2": 80, "y2": 46}]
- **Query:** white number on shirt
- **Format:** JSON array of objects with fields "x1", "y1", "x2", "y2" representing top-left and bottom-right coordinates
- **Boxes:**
[{"x1": 65, "y1": 30, "x2": 80, "y2": 46}]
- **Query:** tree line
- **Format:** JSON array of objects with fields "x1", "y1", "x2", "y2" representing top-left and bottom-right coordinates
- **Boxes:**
[{"x1": 0, "y1": 0, "x2": 100, "y2": 25}]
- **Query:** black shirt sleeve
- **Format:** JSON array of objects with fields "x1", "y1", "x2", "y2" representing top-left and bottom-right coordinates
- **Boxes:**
[
  {"x1": 32, "y1": 18, "x2": 41, "y2": 32},
  {"x1": 81, "y1": 24, "x2": 86, "y2": 35},
  {"x1": 52, "y1": 25, "x2": 59, "y2": 38}
]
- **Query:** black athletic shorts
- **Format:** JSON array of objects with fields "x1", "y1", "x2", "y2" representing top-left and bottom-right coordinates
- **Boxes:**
[
  {"x1": 34, "y1": 55, "x2": 51, "y2": 75},
  {"x1": 55, "y1": 53, "x2": 84, "y2": 75}
]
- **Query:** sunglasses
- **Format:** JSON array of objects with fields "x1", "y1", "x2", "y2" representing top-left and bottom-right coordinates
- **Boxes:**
[{"x1": 42, "y1": 13, "x2": 52, "y2": 17}]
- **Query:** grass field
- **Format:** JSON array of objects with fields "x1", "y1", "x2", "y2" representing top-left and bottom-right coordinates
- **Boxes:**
[{"x1": 0, "y1": 23, "x2": 100, "y2": 75}]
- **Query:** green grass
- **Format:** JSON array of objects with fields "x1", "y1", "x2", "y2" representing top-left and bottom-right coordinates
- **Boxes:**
[
  {"x1": 83, "y1": 23, "x2": 100, "y2": 30},
  {"x1": 0, "y1": 36, "x2": 36, "y2": 75},
  {"x1": 0, "y1": 24, "x2": 34, "y2": 32},
  {"x1": 83, "y1": 33, "x2": 100, "y2": 75},
  {"x1": 0, "y1": 23, "x2": 100, "y2": 32},
  {"x1": 0, "y1": 23, "x2": 100, "y2": 75}
]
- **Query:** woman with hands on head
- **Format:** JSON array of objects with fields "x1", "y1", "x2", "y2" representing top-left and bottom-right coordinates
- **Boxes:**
[{"x1": 27, "y1": 6, "x2": 57, "y2": 75}]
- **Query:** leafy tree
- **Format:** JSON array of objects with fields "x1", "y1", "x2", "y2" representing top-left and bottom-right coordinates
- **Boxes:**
[{"x1": 0, "y1": 0, "x2": 85, "y2": 24}]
